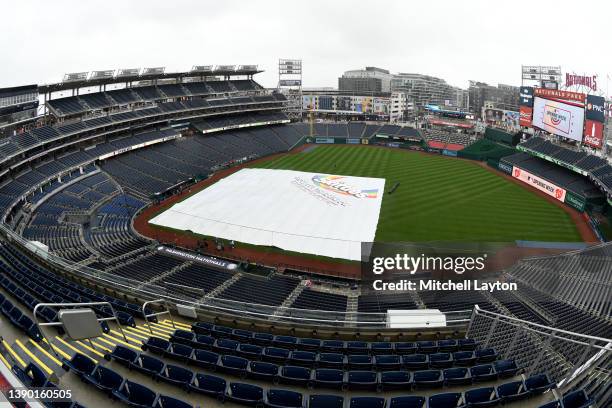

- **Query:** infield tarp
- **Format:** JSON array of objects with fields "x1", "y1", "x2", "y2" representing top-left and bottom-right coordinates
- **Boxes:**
[{"x1": 149, "y1": 169, "x2": 385, "y2": 261}]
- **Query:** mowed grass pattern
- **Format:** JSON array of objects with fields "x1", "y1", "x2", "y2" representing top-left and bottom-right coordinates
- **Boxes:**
[{"x1": 253, "y1": 145, "x2": 582, "y2": 242}]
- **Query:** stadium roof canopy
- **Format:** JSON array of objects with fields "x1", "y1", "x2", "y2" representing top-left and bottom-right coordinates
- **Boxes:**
[{"x1": 38, "y1": 65, "x2": 263, "y2": 93}]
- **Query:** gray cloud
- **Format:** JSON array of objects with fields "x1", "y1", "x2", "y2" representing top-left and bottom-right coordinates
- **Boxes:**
[{"x1": 1, "y1": 0, "x2": 610, "y2": 94}]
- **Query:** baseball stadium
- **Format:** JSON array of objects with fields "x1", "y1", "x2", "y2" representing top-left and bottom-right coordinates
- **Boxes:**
[{"x1": 0, "y1": 4, "x2": 610, "y2": 408}]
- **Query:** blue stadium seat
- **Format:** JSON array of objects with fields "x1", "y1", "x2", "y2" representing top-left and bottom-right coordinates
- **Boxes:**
[
  {"x1": 279, "y1": 366, "x2": 312, "y2": 387},
  {"x1": 248, "y1": 361, "x2": 279, "y2": 382},
  {"x1": 443, "y1": 367, "x2": 471, "y2": 386},
  {"x1": 347, "y1": 370, "x2": 378, "y2": 391},
  {"x1": 428, "y1": 392, "x2": 463, "y2": 408},
  {"x1": 525, "y1": 373, "x2": 556, "y2": 395},
  {"x1": 192, "y1": 321, "x2": 213, "y2": 335},
  {"x1": 395, "y1": 342, "x2": 417, "y2": 355},
  {"x1": 112, "y1": 380, "x2": 158, "y2": 407},
  {"x1": 417, "y1": 341, "x2": 437, "y2": 353},
  {"x1": 493, "y1": 359, "x2": 520, "y2": 378},
  {"x1": 458, "y1": 339, "x2": 477, "y2": 351},
  {"x1": 321, "y1": 340, "x2": 345, "y2": 353},
  {"x1": 83, "y1": 365, "x2": 124, "y2": 394},
  {"x1": 309, "y1": 394, "x2": 344, "y2": 408},
  {"x1": 389, "y1": 396, "x2": 426, "y2": 408},
  {"x1": 430, "y1": 353, "x2": 453, "y2": 369},
  {"x1": 413, "y1": 370, "x2": 443, "y2": 388},
  {"x1": 453, "y1": 351, "x2": 476, "y2": 366},
  {"x1": 12, "y1": 363, "x2": 51, "y2": 387},
  {"x1": 131, "y1": 354, "x2": 165, "y2": 378},
  {"x1": 313, "y1": 368, "x2": 345, "y2": 390},
  {"x1": 475, "y1": 348, "x2": 497, "y2": 363},
  {"x1": 371, "y1": 342, "x2": 393, "y2": 355},
  {"x1": 212, "y1": 325, "x2": 233, "y2": 338},
  {"x1": 497, "y1": 380, "x2": 528, "y2": 402},
  {"x1": 317, "y1": 353, "x2": 345, "y2": 369},
  {"x1": 106, "y1": 345, "x2": 138, "y2": 367},
  {"x1": 464, "y1": 386, "x2": 500, "y2": 407},
  {"x1": 238, "y1": 343, "x2": 263, "y2": 360},
  {"x1": 167, "y1": 343, "x2": 193, "y2": 362},
  {"x1": 254, "y1": 332, "x2": 275, "y2": 346},
  {"x1": 218, "y1": 355, "x2": 249, "y2": 377},
  {"x1": 403, "y1": 354, "x2": 429, "y2": 370},
  {"x1": 264, "y1": 389, "x2": 305, "y2": 408},
  {"x1": 380, "y1": 371, "x2": 412, "y2": 391},
  {"x1": 189, "y1": 373, "x2": 227, "y2": 400},
  {"x1": 470, "y1": 364, "x2": 497, "y2": 382},
  {"x1": 437, "y1": 339, "x2": 458, "y2": 352},
  {"x1": 226, "y1": 382, "x2": 264, "y2": 406},
  {"x1": 191, "y1": 349, "x2": 220, "y2": 370},
  {"x1": 350, "y1": 396, "x2": 386, "y2": 408},
  {"x1": 375, "y1": 355, "x2": 402, "y2": 371},
  {"x1": 347, "y1": 341, "x2": 369, "y2": 354},
  {"x1": 561, "y1": 390, "x2": 593, "y2": 408},
  {"x1": 170, "y1": 330, "x2": 195, "y2": 346},
  {"x1": 298, "y1": 338, "x2": 321, "y2": 351},
  {"x1": 154, "y1": 395, "x2": 193, "y2": 408},
  {"x1": 142, "y1": 337, "x2": 170, "y2": 355},
  {"x1": 263, "y1": 347, "x2": 291, "y2": 364},
  {"x1": 232, "y1": 329, "x2": 254, "y2": 342},
  {"x1": 157, "y1": 364, "x2": 194, "y2": 388},
  {"x1": 62, "y1": 353, "x2": 96, "y2": 377},
  {"x1": 348, "y1": 354, "x2": 373, "y2": 370},
  {"x1": 290, "y1": 351, "x2": 317, "y2": 367},
  {"x1": 214, "y1": 338, "x2": 239, "y2": 354},
  {"x1": 274, "y1": 335, "x2": 298, "y2": 349}
]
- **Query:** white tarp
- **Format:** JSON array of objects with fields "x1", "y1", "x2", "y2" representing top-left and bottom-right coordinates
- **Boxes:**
[{"x1": 149, "y1": 168, "x2": 385, "y2": 260}]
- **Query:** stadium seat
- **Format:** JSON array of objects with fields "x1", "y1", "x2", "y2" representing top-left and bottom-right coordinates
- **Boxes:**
[
  {"x1": 232, "y1": 329, "x2": 254, "y2": 342},
  {"x1": 238, "y1": 343, "x2": 263, "y2": 360},
  {"x1": 443, "y1": 367, "x2": 471, "y2": 385},
  {"x1": 62, "y1": 353, "x2": 96, "y2": 377},
  {"x1": 350, "y1": 396, "x2": 386, "y2": 408},
  {"x1": 194, "y1": 334, "x2": 215, "y2": 350},
  {"x1": 106, "y1": 345, "x2": 138, "y2": 367},
  {"x1": 475, "y1": 348, "x2": 497, "y2": 363},
  {"x1": 214, "y1": 338, "x2": 239, "y2": 354},
  {"x1": 191, "y1": 349, "x2": 220, "y2": 369},
  {"x1": 428, "y1": 392, "x2": 463, "y2": 408},
  {"x1": 166, "y1": 343, "x2": 193, "y2": 362},
  {"x1": 430, "y1": 353, "x2": 453, "y2": 369},
  {"x1": 12, "y1": 363, "x2": 51, "y2": 387},
  {"x1": 464, "y1": 386, "x2": 500, "y2": 407},
  {"x1": 313, "y1": 368, "x2": 345, "y2": 390},
  {"x1": 248, "y1": 361, "x2": 279, "y2": 381},
  {"x1": 525, "y1": 373, "x2": 556, "y2": 395},
  {"x1": 192, "y1": 321, "x2": 213, "y2": 335},
  {"x1": 226, "y1": 382, "x2": 264, "y2": 406},
  {"x1": 375, "y1": 355, "x2": 402, "y2": 371},
  {"x1": 142, "y1": 337, "x2": 170, "y2": 355},
  {"x1": 154, "y1": 395, "x2": 193, "y2": 408},
  {"x1": 438, "y1": 339, "x2": 458, "y2": 352},
  {"x1": 189, "y1": 373, "x2": 227, "y2": 399},
  {"x1": 112, "y1": 380, "x2": 158, "y2": 407},
  {"x1": 212, "y1": 325, "x2": 233, "y2": 338},
  {"x1": 380, "y1": 371, "x2": 412, "y2": 391},
  {"x1": 413, "y1": 370, "x2": 443, "y2": 388},
  {"x1": 83, "y1": 365, "x2": 124, "y2": 394},
  {"x1": 218, "y1": 355, "x2": 249, "y2": 377},
  {"x1": 470, "y1": 364, "x2": 497, "y2": 382},
  {"x1": 264, "y1": 389, "x2": 305, "y2": 408},
  {"x1": 264, "y1": 347, "x2": 291, "y2": 364},
  {"x1": 416, "y1": 341, "x2": 437, "y2": 353},
  {"x1": 279, "y1": 366, "x2": 312, "y2": 387},
  {"x1": 309, "y1": 394, "x2": 344, "y2": 408},
  {"x1": 318, "y1": 353, "x2": 345, "y2": 369},
  {"x1": 290, "y1": 351, "x2": 317, "y2": 367},
  {"x1": 453, "y1": 351, "x2": 476, "y2": 366},
  {"x1": 274, "y1": 335, "x2": 298, "y2": 348},
  {"x1": 254, "y1": 333, "x2": 275, "y2": 346},
  {"x1": 347, "y1": 341, "x2": 369, "y2": 354},
  {"x1": 348, "y1": 354, "x2": 373, "y2": 370},
  {"x1": 131, "y1": 354, "x2": 165, "y2": 378},
  {"x1": 371, "y1": 342, "x2": 393, "y2": 355},
  {"x1": 491, "y1": 359, "x2": 519, "y2": 378},
  {"x1": 170, "y1": 329, "x2": 195, "y2": 346},
  {"x1": 321, "y1": 340, "x2": 345, "y2": 353},
  {"x1": 497, "y1": 380, "x2": 528, "y2": 402},
  {"x1": 347, "y1": 370, "x2": 378, "y2": 391},
  {"x1": 157, "y1": 364, "x2": 194, "y2": 388},
  {"x1": 395, "y1": 342, "x2": 417, "y2": 355},
  {"x1": 389, "y1": 396, "x2": 426, "y2": 408},
  {"x1": 561, "y1": 390, "x2": 593, "y2": 408},
  {"x1": 298, "y1": 338, "x2": 321, "y2": 351},
  {"x1": 403, "y1": 354, "x2": 429, "y2": 370}
]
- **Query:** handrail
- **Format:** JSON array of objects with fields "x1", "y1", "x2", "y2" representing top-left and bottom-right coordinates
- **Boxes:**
[{"x1": 142, "y1": 299, "x2": 176, "y2": 334}]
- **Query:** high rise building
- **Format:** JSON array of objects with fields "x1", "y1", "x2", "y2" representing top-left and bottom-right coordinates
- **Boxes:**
[
  {"x1": 390, "y1": 73, "x2": 467, "y2": 109},
  {"x1": 338, "y1": 67, "x2": 393, "y2": 93},
  {"x1": 468, "y1": 81, "x2": 520, "y2": 119}
]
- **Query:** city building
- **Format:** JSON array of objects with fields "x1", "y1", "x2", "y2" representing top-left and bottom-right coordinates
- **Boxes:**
[
  {"x1": 468, "y1": 81, "x2": 520, "y2": 119},
  {"x1": 338, "y1": 67, "x2": 393, "y2": 93},
  {"x1": 391, "y1": 73, "x2": 467, "y2": 109}
]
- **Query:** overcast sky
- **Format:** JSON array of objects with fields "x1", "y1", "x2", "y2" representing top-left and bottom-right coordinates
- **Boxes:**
[{"x1": 1, "y1": 0, "x2": 610, "y2": 94}]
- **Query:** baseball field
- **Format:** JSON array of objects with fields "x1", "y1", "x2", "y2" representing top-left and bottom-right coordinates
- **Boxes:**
[{"x1": 253, "y1": 145, "x2": 583, "y2": 243}]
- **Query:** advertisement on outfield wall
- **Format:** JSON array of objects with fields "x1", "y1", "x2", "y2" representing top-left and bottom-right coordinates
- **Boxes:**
[
  {"x1": 532, "y1": 97, "x2": 585, "y2": 141},
  {"x1": 583, "y1": 120, "x2": 604, "y2": 149},
  {"x1": 512, "y1": 166, "x2": 567, "y2": 202},
  {"x1": 498, "y1": 161, "x2": 513, "y2": 175}
]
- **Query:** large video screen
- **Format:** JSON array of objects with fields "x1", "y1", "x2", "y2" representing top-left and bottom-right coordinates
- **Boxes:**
[{"x1": 532, "y1": 97, "x2": 584, "y2": 141}]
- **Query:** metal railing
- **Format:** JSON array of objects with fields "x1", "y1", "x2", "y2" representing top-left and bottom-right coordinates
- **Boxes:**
[{"x1": 466, "y1": 305, "x2": 611, "y2": 406}]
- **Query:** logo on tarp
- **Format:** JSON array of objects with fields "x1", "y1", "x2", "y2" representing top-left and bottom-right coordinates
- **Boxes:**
[{"x1": 311, "y1": 175, "x2": 378, "y2": 199}]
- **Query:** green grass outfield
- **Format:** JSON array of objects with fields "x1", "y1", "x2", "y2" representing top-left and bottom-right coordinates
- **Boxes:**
[{"x1": 252, "y1": 145, "x2": 582, "y2": 243}]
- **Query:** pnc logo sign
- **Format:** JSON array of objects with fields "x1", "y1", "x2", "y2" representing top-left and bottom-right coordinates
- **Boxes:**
[{"x1": 311, "y1": 175, "x2": 378, "y2": 199}]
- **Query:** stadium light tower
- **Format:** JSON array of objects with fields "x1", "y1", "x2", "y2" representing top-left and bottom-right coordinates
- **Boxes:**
[{"x1": 278, "y1": 59, "x2": 303, "y2": 119}]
